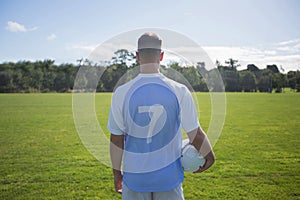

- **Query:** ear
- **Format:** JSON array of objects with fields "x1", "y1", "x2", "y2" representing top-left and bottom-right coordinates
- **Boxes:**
[
  {"x1": 159, "y1": 51, "x2": 164, "y2": 61},
  {"x1": 136, "y1": 52, "x2": 140, "y2": 63}
]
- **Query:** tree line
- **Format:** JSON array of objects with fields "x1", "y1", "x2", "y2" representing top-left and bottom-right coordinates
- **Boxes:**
[{"x1": 0, "y1": 49, "x2": 299, "y2": 93}]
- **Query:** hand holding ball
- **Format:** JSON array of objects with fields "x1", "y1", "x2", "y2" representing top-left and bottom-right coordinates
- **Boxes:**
[{"x1": 181, "y1": 139, "x2": 206, "y2": 172}]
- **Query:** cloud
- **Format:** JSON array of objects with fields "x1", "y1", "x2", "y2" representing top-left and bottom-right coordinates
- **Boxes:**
[
  {"x1": 163, "y1": 41, "x2": 300, "y2": 71},
  {"x1": 66, "y1": 43, "x2": 98, "y2": 52},
  {"x1": 203, "y1": 44, "x2": 300, "y2": 72},
  {"x1": 65, "y1": 38, "x2": 300, "y2": 72},
  {"x1": 47, "y1": 34, "x2": 57, "y2": 41},
  {"x1": 275, "y1": 38, "x2": 300, "y2": 54},
  {"x1": 164, "y1": 38, "x2": 300, "y2": 71},
  {"x1": 65, "y1": 43, "x2": 99, "y2": 62},
  {"x1": 276, "y1": 38, "x2": 300, "y2": 46},
  {"x1": 6, "y1": 21, "x2": 26, "y2": 32},
  {"x1": 5, "y1": 21, "x2": 37, "y2": 32},
  {"x1": 66, "y1": 42, "x2": 137, "y2": 63}
]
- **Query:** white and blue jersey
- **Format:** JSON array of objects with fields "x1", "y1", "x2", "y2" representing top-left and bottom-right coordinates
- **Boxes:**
[{"x1": 107, "y1": 73, "x2": 200, "y2": 192}]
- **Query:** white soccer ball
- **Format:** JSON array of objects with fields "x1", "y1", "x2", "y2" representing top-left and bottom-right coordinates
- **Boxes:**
[{"x1": 181, "y1": 139, "x2": 206, "y2": 172}]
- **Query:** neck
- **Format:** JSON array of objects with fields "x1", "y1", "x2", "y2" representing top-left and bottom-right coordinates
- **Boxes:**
[{"x1": 140, "y1": 63, "x2": 160, "y2": 74}]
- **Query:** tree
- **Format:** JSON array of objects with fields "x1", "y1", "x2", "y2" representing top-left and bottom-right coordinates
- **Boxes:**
[
  {"x1": 40, "y1": 60, "x2": 56, "y2": 92},
  {"x1": 257, "y1": 69, "x2": 272, "y2": 92},
  {"x1": 218, "y1": 66, "x2": 240, "y2": 92},
  {"x1": 286, "y1": 71, "x2": 300, "y2": 92},
  {"x1": 267, "y1": 64, "x2": 279, "y2": 73},
  {"x1": 207, "y1": 68, "x2": 225, "y2": 92},
  {"x1": 111, "y1": 49, "x2": 136, "y2": 67},
  {"x1": 101, "y1": 64, "x2": 127, "y2": 92},
  {"x1": 30, "y1": 66, "x2": 43, "y2": 91},
  {"x1": 181, "y1": 66, "x2": 205, "y2": 92},
  {"x1": 169, "y1": 62, "x2": 182, "y2": 72},
  {"x1": 0, "y1": 68, "x2": 15, "y2": 92},
  {"x1": 0, "y1": 49, "x2": 299, "y2": 93},
  {"x1": 272, "y1": 73, "x2": 287, "y2": 93},
  {"x1": 225, "y1": 58, "x2": 240, "y2": 69},
  {"x1": 247, "y1": 64, "x2": 259, "y2": 72},
  {"x1": 239, "y1": 70, "x2": 256, "y2": 92}
]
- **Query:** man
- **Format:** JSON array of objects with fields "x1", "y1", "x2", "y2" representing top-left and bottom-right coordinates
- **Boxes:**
[{"x1": 107, "y1": 32, "x2": 215, "y2": 200}]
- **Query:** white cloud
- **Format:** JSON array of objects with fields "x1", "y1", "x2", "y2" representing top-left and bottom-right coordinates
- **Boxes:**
[
  {"x1": 66, "y1": 42, "x2": 137, "y2": 63},
  {"x1": 203, "y1": 44, "x2": 300, "y2": 72},
  {"x1": 164, "y1": 38, "x2": 300, "y2": 71},
  {"x1": 275, "y1": 38, "x2": 300, "y2": 54},
  {"x1": 276, "y1": 38, "x2": 300, "y2": 46},
  {"x1": 6, "y1": 21, "x2": 26, "y2": 32},
  {"x1": 164, "y1": 41, "x2": 299, "y2": 71},
  {"x1": 5, "y1": 21, "x2": 37, "y2": 32},
  {"x1": 66, "y1": 43, "x2": 98, "y2": 52},
  {"x1": 28, "y1": 27, "x2": 38, "y2": 31},
  {"x1": 65, "y1": 38, "x2": 300, "y2": 72},
  {"x1": 47, "y1": 34, "x2": 57, "y2": 41},
  {"x1": 65, "y1": 43, "x2": 99, "y2": 62}
]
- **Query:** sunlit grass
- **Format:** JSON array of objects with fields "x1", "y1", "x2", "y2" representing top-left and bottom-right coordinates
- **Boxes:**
[{"x1": 0, "y1": 93, "x2": 299, "y2": 199}]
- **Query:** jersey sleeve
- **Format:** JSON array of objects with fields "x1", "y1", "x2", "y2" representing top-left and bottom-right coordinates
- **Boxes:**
[
  {"x1": 107, "y1": 90, "x2": 125, "y2": 135},
  {"x1": 180, "y1": 89, "x2": 200, "y2": 133}
]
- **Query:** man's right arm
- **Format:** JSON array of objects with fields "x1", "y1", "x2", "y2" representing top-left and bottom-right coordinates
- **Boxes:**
[{"x1": 110, "y1": 134, "x2": 124, "y2": 193}]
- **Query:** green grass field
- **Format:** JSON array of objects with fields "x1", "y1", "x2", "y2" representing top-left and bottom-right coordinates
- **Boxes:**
[{"x1": 0, "y1": 93, "x2": 299, "y2": 199}]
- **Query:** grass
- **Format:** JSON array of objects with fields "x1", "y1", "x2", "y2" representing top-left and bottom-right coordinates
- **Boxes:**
[
  {"x1": 0, "y1": 93, "x2": 299, "y2": 199},
  {"x1": 184, "y1": 93, "x2": 300, "y2": 199}
]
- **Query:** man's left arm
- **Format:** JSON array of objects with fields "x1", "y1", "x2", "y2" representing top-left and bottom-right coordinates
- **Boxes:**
[{"x1": 187, "y1": 127, "x2": 215, "y2": 173}]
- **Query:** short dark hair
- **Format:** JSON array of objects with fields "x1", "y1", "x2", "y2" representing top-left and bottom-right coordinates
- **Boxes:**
[{"x1": 137, "y1": 32, "x2": 162, "y2": 51}]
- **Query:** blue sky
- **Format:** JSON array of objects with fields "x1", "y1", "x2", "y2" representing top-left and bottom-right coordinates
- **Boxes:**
[{"x1": 1, "y1": 0, "x2": 300, "y2": 71}]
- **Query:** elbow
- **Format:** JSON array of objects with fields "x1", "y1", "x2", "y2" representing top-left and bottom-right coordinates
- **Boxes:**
[
  {"x1": 212, "y1": 154, "x2": 216, "y2": 165},
  {"x1": 210, "y1": 151, "x2": 216, "y2": 166}
]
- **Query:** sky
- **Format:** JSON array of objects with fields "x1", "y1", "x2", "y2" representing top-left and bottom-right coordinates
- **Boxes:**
[{"x1": 1, "y1": 0, "x2": 300, "y2": 72}]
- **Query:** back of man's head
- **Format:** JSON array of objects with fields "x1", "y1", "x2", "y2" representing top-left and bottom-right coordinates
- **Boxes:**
[{"x1": 137, "y1": 32, "x2": 162, "y2": 64}]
